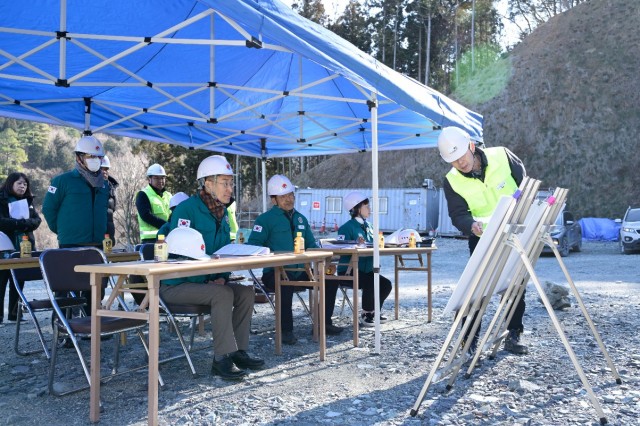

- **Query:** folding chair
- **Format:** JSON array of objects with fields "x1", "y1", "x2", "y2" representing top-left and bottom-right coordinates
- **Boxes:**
[
  {"x1": 40, "y1": 247, "x2": 152, "y2": 396},
  {"x1": 11, "y1": 251, "x2": 86, "y2": 359},
  {"x1": 247, "y1": 269, "x2": 312, "y2": 318},
  {"x1": 136, "y1": 243, "x2": 209, "y2": 376}
]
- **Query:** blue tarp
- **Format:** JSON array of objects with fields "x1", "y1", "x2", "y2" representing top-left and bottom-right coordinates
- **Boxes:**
[
  {"x1": 579, "y1": 218, "x2": 620, "y2": 241},
  {"x1": 0, "y1": 0, "x2": 483, "y2": 158}
]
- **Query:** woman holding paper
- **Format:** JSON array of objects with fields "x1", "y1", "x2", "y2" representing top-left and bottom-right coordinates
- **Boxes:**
[{"x1": 0, "y1": 172, "x2": 42, "y2": 323}]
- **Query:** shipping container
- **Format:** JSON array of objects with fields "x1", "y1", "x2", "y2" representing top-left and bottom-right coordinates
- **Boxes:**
[{"x1": 295, "y1": 186, "x2": 440, "y2": 234}]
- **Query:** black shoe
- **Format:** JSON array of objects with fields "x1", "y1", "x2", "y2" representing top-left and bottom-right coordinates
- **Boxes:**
[
  {"x1": 57, "y1": 337, "x2": 74, "y2": 348},
  {"x1": 504, "y1": 329, "x2": 528, "y2": 355},
  {"x1": 211, "y1": 355, "x2": 247, "y2": 381},
  {"x1": 231, "y1": 350, "x2": 265, "y2": 370},
  {"x1": 325, "y1": 323, "x2": 344, "y2": 335},
  {"x1": 7, "y1": 316, "x2": 27, "y2": 323},
  {"x1": 281, "y1": 331, "x2": 297, "y2": 345}
]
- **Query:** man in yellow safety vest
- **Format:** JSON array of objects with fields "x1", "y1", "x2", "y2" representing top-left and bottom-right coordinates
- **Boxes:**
[{"x1": 136, "y1": 163, "x2": 172, "y2": 243}]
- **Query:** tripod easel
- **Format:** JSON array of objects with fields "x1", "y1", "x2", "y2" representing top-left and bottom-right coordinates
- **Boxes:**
[{"x1": 410, "y1": 180, "x2": 621, "y2": 425}]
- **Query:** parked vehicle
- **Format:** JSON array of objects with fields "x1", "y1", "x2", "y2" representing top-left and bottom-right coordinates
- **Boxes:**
[
  {"x1": 618, "y1": 207, "x2": 640, "y2": 254},
  {"x1": 542, "y1": 209, "x2": 583, "y2": 257}
]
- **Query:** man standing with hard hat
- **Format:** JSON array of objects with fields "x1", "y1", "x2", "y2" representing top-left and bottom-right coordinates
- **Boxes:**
[
  {"x1": 43, "y1": 135, "x2": 109, "y2": 248},
  {"x1": 165, "y1": 155, "x2": 263, "y2": 381},
  {"x1": 136, "y1": 163, "x2": 172, "y2": 244},
  {"x1": 248, "y1": 174, "x2": 343, "y2": 346},
  {"x1": 43, "y1": 135, "x2": 110, "y2": 322},
  {"x1": 438, "y1": 126, "x2": 528, "y2": 355}
]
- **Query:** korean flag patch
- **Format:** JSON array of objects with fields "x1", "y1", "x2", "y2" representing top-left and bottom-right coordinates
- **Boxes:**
[
  {"x1": 48, "y1": 186, "x2": 57, "y2": 194},
  {"x1": 253, "y1": 224, "x2": 263, "y2": 233},
  {"x1": 337, "y1": 234, "x2": 345, "y2": 240},
  {"x1": 177, "y1": 218, "x2": 191, "y2": 228}
]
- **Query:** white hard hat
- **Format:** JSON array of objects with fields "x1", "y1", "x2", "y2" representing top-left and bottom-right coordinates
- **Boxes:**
[
  {"x1": 75, "y1": 135, "x2": 105, "y2": 156},
  {"x1": 101, "y1": 155, "x2": 111, "y2": 168},
  {"x1": 165, "y1": 227, "x2": 210, "y2": 260},
  {"x1": 386, "y1": 228, "x2": 423, "y2": 245},
  {"x1": 147, "y1": 163, "x2": 166, "y2": 177},
  {"x1": 344, "y1": 191, "x2": 368, "y2": 212},
  {"x1": 437, "y1": 127, "x2": 471, "y2": 163},
  {"x1": 267, "y1": 175, "x2": 294, "y2": 196},
  {"x1": 196, "y1": 155, "x2": 234, "y2": 180},
  {"x1": 0, "y1": 231, "x2": 15, "y2": 251},
  {"x1": 169, "y1": 192, "x2": 189, "y2": 209}
]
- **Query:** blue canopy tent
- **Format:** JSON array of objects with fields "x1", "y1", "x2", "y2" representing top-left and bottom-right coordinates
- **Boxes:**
[{"x1": 0, "y1": 0, "x2": 483, "y2": 351}]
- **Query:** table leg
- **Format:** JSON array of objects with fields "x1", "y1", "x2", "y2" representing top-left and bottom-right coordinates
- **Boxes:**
[
  {"x1": 394, "y1": 256, "x2": 400, "y2": 320},
  {"x1": 427, "y1": 252, "x2": 432, "y2": 323},
  {"x1": 351, "y1": 256, "x2": 359, "y2": 347},
  {"x1": 318, "y1": 260, "x2": 326, "y2": 361},
  {"x1": 147, "y1": 277, "x2": 160, "y2": 426},
  {"x1": 275, "y1": 268, "x2": 282, "y2": 355},
  {"x1": 90, "y1": 273, "x2": 103, "y2": 422}
]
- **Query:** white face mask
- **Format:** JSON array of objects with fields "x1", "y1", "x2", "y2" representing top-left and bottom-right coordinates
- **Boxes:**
[{"x1": 85, "y1": 157, "x2": 102, "y2": 172}]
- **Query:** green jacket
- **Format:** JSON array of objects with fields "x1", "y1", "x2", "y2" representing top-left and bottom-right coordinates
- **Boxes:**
[
  {"x1": 162, "y1": 195, "x2": 231, "y2": 285},
  {"x1": 247, "y1": 205, "x2": 316, "y2": 277},
  {"x1": 42, "y1": 169, "x2": 109, "y2": 246},
  {"x1": 337, "y1": 218, "x2": 374, "y2": 274}
]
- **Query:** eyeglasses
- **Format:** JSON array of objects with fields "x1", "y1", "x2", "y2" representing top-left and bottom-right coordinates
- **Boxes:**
[{"x1": 216, "y1": 181, "x2": 234, "y2": 189}]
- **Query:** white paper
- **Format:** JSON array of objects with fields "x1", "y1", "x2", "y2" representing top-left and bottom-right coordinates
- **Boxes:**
[
  {"x1": 214, "y1": 244, "x2": 271, "y2": 256},
  {"x1": 8, "y1": 199, "x2": 29, "y2": 219}
]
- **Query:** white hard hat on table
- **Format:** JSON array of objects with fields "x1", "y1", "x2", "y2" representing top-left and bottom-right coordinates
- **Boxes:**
[{"x1": 165, "y1": 227, "x2": 210, "y2": 260}]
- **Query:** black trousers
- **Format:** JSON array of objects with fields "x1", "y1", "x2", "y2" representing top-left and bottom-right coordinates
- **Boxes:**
[
  {"x1": 261, "y1": 271, "x2": 339, "y2": 332},
  {"x1": 463, "y1": 234, "x2": 526, "y2": 341},
  {"x1": 0, "y1": 270, "x2": 21, "y2": 320},
  {"x1": 340, "y1": 271, "x2": 392, "y2": 312}
]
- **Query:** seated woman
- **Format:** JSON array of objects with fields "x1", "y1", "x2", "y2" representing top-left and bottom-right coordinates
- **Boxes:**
[{"x1": 337, "y1": 191, "x2": 392, "y2": 327}]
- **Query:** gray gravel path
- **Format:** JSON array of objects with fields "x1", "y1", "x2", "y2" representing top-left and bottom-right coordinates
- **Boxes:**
[{"x1": 0, "y1": 238, "x2": 638, "y2": 425}]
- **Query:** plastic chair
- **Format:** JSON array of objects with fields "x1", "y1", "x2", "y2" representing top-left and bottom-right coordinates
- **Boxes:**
[
  {"x1": 39, "y1": 247, "x2": 152, "y2": 396},
  {"x1": 10, "y1": 251, "x2": 86, "y2": 359},
  {"x1": 136, "y1": 243, "x2": 209, "y2": 376}
]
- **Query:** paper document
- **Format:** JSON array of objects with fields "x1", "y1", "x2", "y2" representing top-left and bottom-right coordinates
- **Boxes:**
[
  {"x1": 9, "y1": 199, "x2": 29, "y2": 219},
  {"x1": 214, "y1": 244, "x2": 271, "y2": 256}
]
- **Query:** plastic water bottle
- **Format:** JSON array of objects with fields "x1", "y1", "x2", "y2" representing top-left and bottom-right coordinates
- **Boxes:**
[
  {"x1": 102, "y1": 233, "x2": 113, "y2": 254},
  {"x1": 154, "y1": 234, "x2": 168, "y2": 262},
  {"x1": 378, "y1": 231, "x2": 385, "y2": 249},
  {"x1": 237, "y1": 231, "x2": 244, "y2": 244},
  {"x1": 19, "y1": 236, "x2": 31, "y2": 258},
  {"x1": 294, "y1": 232, "x2": 304, "y2": 254},
  {"x1": 408, "y1": 232, "x2": 417, "y2": 248}
]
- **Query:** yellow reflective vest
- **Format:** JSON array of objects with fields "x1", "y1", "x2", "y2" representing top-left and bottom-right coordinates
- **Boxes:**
[
  {"x1": 445, "y1": 147, "x2": 518, "y2": 226},
  {"x1": 137, "y1": 185, "x2": 171, "y2": 240}
]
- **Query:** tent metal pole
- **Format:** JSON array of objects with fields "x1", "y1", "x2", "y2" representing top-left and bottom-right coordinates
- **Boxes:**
[
  {"x1": 371, "y1": 93, "x2": 381, "y2": 354},
  {"x1": 261, "y1": 158, "x2": 267, "y2": 212}
]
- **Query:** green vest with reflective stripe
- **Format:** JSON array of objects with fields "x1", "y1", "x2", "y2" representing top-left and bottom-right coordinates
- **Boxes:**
[
  {"x1": 445, "y1": 147, "x2": 518, "y2": 225},
  {"x1": 137, "y1": 185, "x2": 171, "y2": 240}
]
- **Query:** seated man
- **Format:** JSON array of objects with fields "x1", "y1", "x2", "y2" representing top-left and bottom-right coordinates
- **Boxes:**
[
  {"x1": 164, "y1": 155, "x2": 263, "y2": 380},
  {"x1": 248, "y1": 174, "x2": 343, "y2": 345}
]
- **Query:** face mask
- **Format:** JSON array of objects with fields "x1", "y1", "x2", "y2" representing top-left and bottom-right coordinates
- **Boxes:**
[{"x1": 85, "y1": 157, "x2": 102, "y2": 172}]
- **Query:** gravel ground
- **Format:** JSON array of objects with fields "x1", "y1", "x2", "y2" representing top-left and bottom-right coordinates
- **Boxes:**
[{"x1": 0, "y1": 238, "x2": 638, "y2": 425}]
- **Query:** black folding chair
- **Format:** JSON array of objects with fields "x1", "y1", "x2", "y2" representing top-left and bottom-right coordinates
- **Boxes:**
[
  {"x1": 136, "y1": 243, "x2": 209, "y2": 376},
  {"x1": 10, "y1": 251, "x2": 86, "y2": 359},
  {"x1": 40, "y1": 247, "x2": 153, "y2": 396}
]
